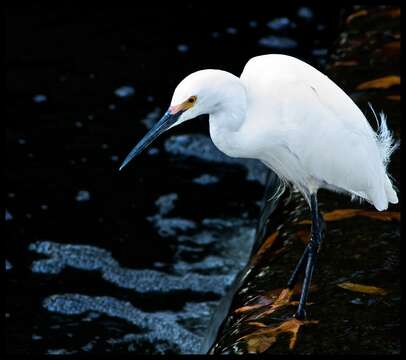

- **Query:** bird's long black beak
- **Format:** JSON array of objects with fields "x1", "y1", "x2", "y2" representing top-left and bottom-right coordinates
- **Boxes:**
[{"x1": 119, "y1": 109, "x2": 183, "y2": 171}]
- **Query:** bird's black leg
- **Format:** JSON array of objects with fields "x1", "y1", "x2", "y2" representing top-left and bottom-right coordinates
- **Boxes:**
[
  {"x1": 287, "y1": 206, "x2": 325, "y2": 290},
  {"x1": 294, "y1": 193, "x2": 323, "y2": 320},
  {"x1": 287, "y1": 246, "x2": 309, "y2": 290}
]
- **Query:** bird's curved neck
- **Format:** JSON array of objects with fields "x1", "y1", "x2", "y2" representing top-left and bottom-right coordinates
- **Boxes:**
[
  {"x1": 208, "y1": 84, "x2": 248, "y2": 157},
  {"x1": 209, "y1": 74, "x2": 247, "y2": 128}
]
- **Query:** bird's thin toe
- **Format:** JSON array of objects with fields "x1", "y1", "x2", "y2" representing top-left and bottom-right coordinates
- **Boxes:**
[{"x1": 294, "y1": 309, "x2": 307, "y2": 320}]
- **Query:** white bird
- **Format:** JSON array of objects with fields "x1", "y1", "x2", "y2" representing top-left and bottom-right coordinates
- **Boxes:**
[{"x1": 119, "y1": 54, "x2": 398, "y2": 319}]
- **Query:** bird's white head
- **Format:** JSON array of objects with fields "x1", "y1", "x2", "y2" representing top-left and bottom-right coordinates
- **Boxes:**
[
  {"x1": 119, "y1": 69, "x2": 246, "y2": 171},
  {"x1": 168, "y1": 69, "x2": 244, "y2": 126}
]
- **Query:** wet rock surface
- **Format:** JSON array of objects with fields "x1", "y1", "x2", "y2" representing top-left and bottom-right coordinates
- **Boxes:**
[
  {"x1": 6, "y1": 3, "x2": 343, "y2": 355},
  {"x1": 210, "y1": 5, "x2": 400, "y2": 354}
]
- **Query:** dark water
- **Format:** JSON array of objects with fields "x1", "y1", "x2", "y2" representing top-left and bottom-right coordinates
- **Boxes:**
[{"x1": 5, "y1": 4, "x2": 343, "y2": 354}]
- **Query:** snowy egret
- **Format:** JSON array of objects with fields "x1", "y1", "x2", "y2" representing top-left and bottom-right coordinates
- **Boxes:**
[{"x1": 119, "y1": 54, "x2": 398, "y2": 319}]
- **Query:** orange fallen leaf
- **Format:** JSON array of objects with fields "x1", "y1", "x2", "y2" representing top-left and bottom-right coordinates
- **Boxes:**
[
  {"x1": 361, "y1": 211, "x2": 400, "y2": 221},
  {"x1": 270, "y1": 288, "x2": 293, "y2": 307},
  {"x1": 247, "y1": 322, "x2": 268, "y2": 328},
  {"x1": 297, "y1": 209, "x2": 400, "y2": 224},
  {"x1": 384, "y1": 7, "x2": 400, "y2": 18},
  {"x1": 346, "y1": 9, "x2": 368, "y2": 23},
  {"x1": 330, "y1": 60, "x2": 359, "y2": 67},
  {"x1": 235, "y1": 289, "x2": 288, "y2": 314},
  {"x1": 263, "y1": 283, "x2": 317, "y2": 301},
  {"x1": 386, "y1": 95, "x2": 400, "y2": 101},
  {"x1": 269, "y1": 247, "x2": 289, "y2": 257},
  {"x1": 240, "y1": 318, "x2": 319, "y2": 353},
  {"x1": 383, "y1": 41, "x2": 400, "y2": 51},
  {"x1": 337, "y1": 282, "x2": 387, "y2": 295},
  {"x1": 251, "y1": 231, "x2": 279, "y2": 265},
  {"x1": 237, "y1": 285, "x2": 318, "y2": 319},
  {"x1": 259, "y1": 288, "x2": 294, "y2": 317},
  {"x1": 324, "y1": 209, "x2": 364, "y2": 221},
  {"x1": 285, "y1": 283, "x2": 318, "y2": 297},
  {"x1": 290, "y1": 300, "x2": 314, "y2": 306},
  {"x1": 297, "y1": 209, "x2": 360, "y2": 224},
  {"x1": 378, "y1": 41, "x2": 400, "y2": 58},
  {"x1": 355, "y1": 75, "x2": 400, "y2": 90},
  {"x1": 235, "y1": 304, "x2": 265, "y2": 314},
  {"x1": 295, "y1": 229, "x2": 310, "y2": 244}
]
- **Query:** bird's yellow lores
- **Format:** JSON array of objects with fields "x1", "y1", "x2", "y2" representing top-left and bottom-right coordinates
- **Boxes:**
[
  {"x1": 169, "y1": 95, "x2": 197, "y2": 115},
  {"x1": 119, "y1": 54, "x2": 398, "y2": 319}
]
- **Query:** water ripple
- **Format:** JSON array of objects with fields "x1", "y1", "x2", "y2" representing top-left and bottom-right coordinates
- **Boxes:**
[
  {"x1": 43, "y1": 293, "x2": 202, "y2": 354},
  {"x1": 29, "y1": 241, "x2": 234, "y2": 295}
]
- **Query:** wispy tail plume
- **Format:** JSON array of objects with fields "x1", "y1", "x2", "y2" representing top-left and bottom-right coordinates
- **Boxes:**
[{"x1": 368, "y1": 103, "x2": 399, "y2": 168}]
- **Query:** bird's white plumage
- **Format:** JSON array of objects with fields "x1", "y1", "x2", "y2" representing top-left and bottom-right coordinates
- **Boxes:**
[{"x1": 169, "y1": 54, "x2": 398, "y2": 210}]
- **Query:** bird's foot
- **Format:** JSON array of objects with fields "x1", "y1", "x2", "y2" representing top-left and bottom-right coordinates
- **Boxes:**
[{"x1": 294, "y1": 309, "x2": 307, "y2": 320}]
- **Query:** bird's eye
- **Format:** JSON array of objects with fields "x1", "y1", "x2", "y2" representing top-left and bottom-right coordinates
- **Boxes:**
[{"x1": 188, "y1": 96, "x2": 196, "y2": 104}]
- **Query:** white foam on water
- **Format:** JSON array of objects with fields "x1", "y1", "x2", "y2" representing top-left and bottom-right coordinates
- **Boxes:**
[
  {"x1": 6, "y1": 260, "x2": 13, "y2": 271},
  {"x1": 258, "y1": 35, "x2": 298, "y2": 49},
  {"x1": 33, "y1": 94, "x2": 47, "y2": 103},
  {"x1": 114, "y1": 86, "x2": 135, "y2": 98},
  {"x1": 266, "y1": 17, "x2": 292, "y2": 30},
  {"x1": 75, "y1": 190, "x2": 91, "y2": 202},
  {"x1": 43, "y1": 293, "x2": 203, "y2": 353},
  {"x1": 29, "y1": 241, "x2": 233, "y2": 295},
  {"x1": 6, "y1": 209, "x2": 13, "y2": 221},
  {"x1": 177, "y1": 44, "x2": 189, "y2": 53},
  {"x1": 192, "y1": 174, "x2": 219, "y2": 185}
]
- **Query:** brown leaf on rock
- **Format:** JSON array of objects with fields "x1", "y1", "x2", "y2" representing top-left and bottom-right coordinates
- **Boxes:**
[
  {"x1": 361, "y1": 211, "x2": 400, "y2": 221},
  {"x1": 235, "y1": 303, "x2": 266, "y2": 314},
  {"x1": 346, "y1": 10, "x2": 368, "y2": 24},
  {"x1": 297, "y1": 209, "x2": 361, "y2": 224},
  {"x1": 240, "y1": 318, "x2": 319, "y2": 353},
  {"x1": 256, "y1": 288, "x2": 294, "y2": 317},
  {"x1": 377, "y1": 41, "x2": 400, "y2": 58},
  {"x1": 235, "y1": 288, "x2": 291, "y2": 315},
  {"x1": 297, "y1": 209, "x2": 400, "y2": 224},
  {"x1": 323, "y1": 209, "x2": 363, "y2": 221},
  {"x1": 384, "y1": 41, "x2": 400, "y2": 50},
  {"x1": 247, "y1": 322, "x2": 268, "y2": 328},
  {"x1": 386, "y1": 95, "x2": 400, "y2": 101},
  {"x1": 286, "y1": 283, "x2": 318, "y2": 297},
  {"x1": 330, "y1": 60, "x2": 359, "y2": 67},
  {"x1": 269, "y1": 288, "x2": 293, "y2": 308},
  {"x1": 383, "y1": 41, "x2": 400, "y2": 51},
  {"x1": 337, "y1": 282, "x2": 387, "y2": 295},
  {"x1": 355, "y1": 75, "x2": 400, "y2": 90},
  {"x1": 252, "y1": 284, "x2": 318, "y2": 319},
  {"x1": 295, "y1": 229, "x2": 310, "y2": 244},
  {"x1": 251, "y1": 231, "x2": 279, "y2": 265},
  {"x1": 384, "y1": 7, "x2": 400, "y2": 18}
]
